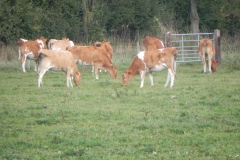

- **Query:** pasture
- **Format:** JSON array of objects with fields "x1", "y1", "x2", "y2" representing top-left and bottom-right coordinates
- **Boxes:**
[{"x1": 0, "y1": 58, "x2": 239, "y2": 159}]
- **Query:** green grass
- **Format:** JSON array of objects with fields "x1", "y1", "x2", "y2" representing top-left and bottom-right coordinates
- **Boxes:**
[{"x1": 0, "y1": 61, "x2": 239, "y2": 159}]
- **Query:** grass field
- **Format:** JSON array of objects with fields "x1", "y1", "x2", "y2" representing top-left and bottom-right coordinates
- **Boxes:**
[{"x1": 0, "y1": 59, "x2": 239, "y2": 159}]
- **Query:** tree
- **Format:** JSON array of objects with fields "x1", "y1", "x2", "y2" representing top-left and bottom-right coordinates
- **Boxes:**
[
  {"x1": 82, "y1": 0, "x2": 88, "y2": 43},
  {"x1": 190, "y1": 0, "x2": 199, "y2": 33}
]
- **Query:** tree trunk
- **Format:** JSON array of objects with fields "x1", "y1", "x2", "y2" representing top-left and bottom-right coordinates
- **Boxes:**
[
  {"x1": 82, "y1": 0, "x2": 88, "y2": 43},
  {"x1": 190, "y1": 0, "x2": 199, "y2": 33}
]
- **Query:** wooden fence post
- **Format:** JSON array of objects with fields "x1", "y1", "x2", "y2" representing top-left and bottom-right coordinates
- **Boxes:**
[
  {"x1": 214, "y1": 29, "x2": 221, "y2": 64},
  {"x1": 165, "y1": 32, "x2": 172, "y2": 47}
]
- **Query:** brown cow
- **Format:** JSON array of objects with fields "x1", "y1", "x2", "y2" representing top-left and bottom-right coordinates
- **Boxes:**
[
  {"x1": 18, "y1": 36, "x2": 47, "y2": 72},
  {"x1": 37, "y1": 49, "x2": 82, "y2": 87},
  {"x1": 67, "y1": 45, "x2": 118, "y2": 80},
  {"x1": 48, "y1": 38, "x2": 74, "y2": 50},
  {"x1": 198, "y1": 38, "x2": 218, "y2": 73},
  {"x1": 142, "y1": 36, "x2": 164, "y2": 51},
  {"x1": 122, "y1": 47, "x2": 178, "y2": 88}
]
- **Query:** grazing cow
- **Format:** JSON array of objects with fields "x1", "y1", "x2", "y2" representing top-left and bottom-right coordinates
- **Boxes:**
[
  {"x1": 198, "y1": 38, "x2": 217, "y2": 73},
  {"x1": 142, "y1": 36, "x2": 164, "y2": 51},
  {"x1": 67, "y1": 45, "x2": 118, "y2": 80},
  {"x1": 48, "y1": 38, "x2": 74, "y2": 50},
  {"x1": 18, "y1": 36, "x2": 47, "y2": 72},
  {"x1": 122, "y1": 47, "x2": 178, "y2": 88},
  {"x1": 37, "y1": 49, "x2": 82, "y2": 88}
]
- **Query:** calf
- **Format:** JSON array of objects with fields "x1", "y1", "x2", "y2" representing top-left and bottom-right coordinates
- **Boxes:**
[
  {"x1": 122, "y1": 47, "x2": 178, "y2": 88},
  {"x1": 142, "y1": 36, "x2": 164, "y2": 51},
  {"x1": 48, "y1": 38, "x2": 74, "y2": 50},
  {"x1": 18, "y1": 36, "x2": 47, "y2": 72},
  {"x1": 198, "y1": 38, "x2": 217, "y2": 73},
  {"x1": 37, "y1": 49, "x2": 82, "y2": 88},
  {"x1": 67, "y1": 45, "x2": 117, "y2": 80}
]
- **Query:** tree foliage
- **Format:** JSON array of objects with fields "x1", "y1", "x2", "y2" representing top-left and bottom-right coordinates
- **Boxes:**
[{"x1": 0, "y1": 0, "x2": 239, "y2": 45}]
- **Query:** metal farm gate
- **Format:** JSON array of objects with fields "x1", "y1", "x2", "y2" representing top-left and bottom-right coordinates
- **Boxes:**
[{"x1": 164, "y1": 29, "x2": 221, "y2": 63}]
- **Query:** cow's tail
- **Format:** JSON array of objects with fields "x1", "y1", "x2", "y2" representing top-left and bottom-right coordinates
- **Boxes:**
[
  {"x1": 36, "y1": 52, "x2": 47, "y2": 73},
  {"x1": 171, "y1": 47, "x2": 178, "y2": 77}
]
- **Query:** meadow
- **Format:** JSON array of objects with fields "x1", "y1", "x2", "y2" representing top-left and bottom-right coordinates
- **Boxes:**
[{"x1": 0, "y1": 38, "x2": 240, "y2": 159}]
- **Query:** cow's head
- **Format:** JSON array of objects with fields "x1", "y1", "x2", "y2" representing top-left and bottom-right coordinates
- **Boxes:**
[
  {"x1": 108, "y1": 65, "x2": 118, "y2": 79},
  {"x1": 203, "y1": 39, "x2": 209, "y2": 46},
  {"x1": 73, "y1": 71, "x2": 83, "y2": 86},
  {"x1": 122, "y1": 70, "x2": 134, "y2": 85},
  {"x1": 211, "y1": 59, "x2": 218, "y2": 73}
]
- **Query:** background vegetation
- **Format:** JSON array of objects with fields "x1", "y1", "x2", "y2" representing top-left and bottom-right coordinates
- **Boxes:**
[{"x1": 0, "y1": 0, "x2": 239, "y2": 45}]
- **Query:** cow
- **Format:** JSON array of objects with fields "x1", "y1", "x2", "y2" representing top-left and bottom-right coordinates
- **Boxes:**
[
  {"x1": 142, "y1": 36, "x2": 165, "y2": 51},
  {"x1": 198, "y1": 38, "x2": 218, "y2": 73},
  {"x1": 67, "y1": 45, "x2": 118, "y2": 80},
  {"x1": 122, "y1": 47, "x2": 178, "y2": 88},
  {"x1": 37, "y1": 49, "x2": 82, "y2": 88},
  {"x1": 48, "y1": 38, "x2": 74, "y2": 50},
  {"x1": 18, "y1": 36, "x2": 47, "y2": 73}
]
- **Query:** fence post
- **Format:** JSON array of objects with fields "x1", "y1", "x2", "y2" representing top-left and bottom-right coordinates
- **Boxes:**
[
  {"x1": 214, "y1": 29, "x2": 221, "y2": 64},
  {"x1": 165, "y1": 32, "x2": 172, "y2": 47}
]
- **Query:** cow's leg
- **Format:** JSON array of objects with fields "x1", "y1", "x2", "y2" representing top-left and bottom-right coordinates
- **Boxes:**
[
  {"x1": 169, "y1": 69, "x2": 175, "y2": 88},
  {"x1": 21, "y1": 55, "x2": 27, "y2": 73},
  {"x1": 148, "y1": 71, "x2": 154, "y2": 86},
  {"x1": 173, "y1": 60, "x2": 177, "y2": 77},
  {"x1": 34, "y1": 60, "x2": 38, "y2": 72},
  {"x1": 140, "y1": 70, "x2": 146, "y2": 88},
  {"x1": 208, "y1": 54, "x2": 212, "y2": 73},
  {"x1": 38, "y1": 69, "x2": 47, "y2": 87},
  {"x1": 94, "y1": 63, "x2": 99, "y2": 79},
  {"x1": 66, "y1": 72, "x2": 73, "y2": 88},
  {"x1": 202, "y1": 55, "x2": 206, "y2": 73},
  {"x1": 66, "y1": 76, "x2": 73, "y2": 88},
  {"x1": 164, "y1": 70, "x2": 170, "y2": 87},
  {"x1": 165, "y1": 68, "x2": 175, "y2": 88},
  {"x1": 91, "y1": 64, "x2": 94, "y2": 73}
]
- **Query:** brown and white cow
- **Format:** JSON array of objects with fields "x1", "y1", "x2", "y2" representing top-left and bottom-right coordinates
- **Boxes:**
[
  {"x1": 67, "y1": 45, "x2": 117, "y2": 80},
  {"x1": 37, "y1": 49, "x2": 82, "y2": 88},
  {"x1": 142, "y1": 36, "x2": 165, "y2": 51},
  {"x1": 18, "y1": 36, "x2": 47, "y2": 72},
  {"x1": 122, "y1": 47, "x2": 178, "y2": 88},
  {"x1": 48, "y1": 38, "x2": 74, "y2": 50},
  {"x1": 198, "y1": 38, "x2": 218, "y2": 73}
]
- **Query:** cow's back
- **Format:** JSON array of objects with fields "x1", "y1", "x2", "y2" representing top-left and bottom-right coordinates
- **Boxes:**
[
  {"x1": 68, "y1": 46, "x2": 103, "y2": 63},
  {"x1": 40, "y1": 49, "x2": 75, "y2": 68},
  {"x1": 143, "y1": 36, "x2": 164, "y2": 50}
]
